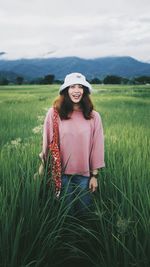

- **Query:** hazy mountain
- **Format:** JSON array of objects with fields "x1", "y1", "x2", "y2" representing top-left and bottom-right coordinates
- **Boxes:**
[
  {"x1": 0, "y1": 56, "x2": 150, "y2": 80},
  {"x1": 0, "y1": 70, "x2": 19, "y2": 82}
]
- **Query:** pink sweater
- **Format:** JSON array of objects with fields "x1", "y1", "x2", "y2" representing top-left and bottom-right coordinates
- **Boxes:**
[{"x1": 42, "y1": 107, "x2": 105, "y2": 177}]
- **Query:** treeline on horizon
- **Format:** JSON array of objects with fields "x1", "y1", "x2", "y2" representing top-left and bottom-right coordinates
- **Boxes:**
[{"x1": 0, "y1": 73, "x2": 150, "y2": 85}]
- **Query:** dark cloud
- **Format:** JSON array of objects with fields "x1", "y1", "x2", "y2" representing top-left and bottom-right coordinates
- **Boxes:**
[{"x1": 0, "y1": 51, "x2": 6, "y2": 56}]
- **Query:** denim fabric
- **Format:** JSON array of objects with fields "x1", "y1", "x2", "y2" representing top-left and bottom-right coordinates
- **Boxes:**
[{"x1": 61, "y1": 174, "x2": 93, "y2": 216}]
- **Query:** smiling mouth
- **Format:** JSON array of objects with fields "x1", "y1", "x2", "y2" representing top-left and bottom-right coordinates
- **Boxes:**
[{"x1": 72, "y1": 94, "x2": 81, "y2": 99}]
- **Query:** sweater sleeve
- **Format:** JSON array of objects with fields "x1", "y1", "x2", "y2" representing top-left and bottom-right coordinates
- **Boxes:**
[
  {"x1": 89, "y1": 112, "x2": 105, "y2": 170},
  {"x1": 41, "y1": 108, "x2": 53, "y2": 161}
]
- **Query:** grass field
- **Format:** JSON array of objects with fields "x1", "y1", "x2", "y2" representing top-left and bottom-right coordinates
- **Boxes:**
[{"x1": 0, "y1": 84, "x2": 150, "y2": 267}]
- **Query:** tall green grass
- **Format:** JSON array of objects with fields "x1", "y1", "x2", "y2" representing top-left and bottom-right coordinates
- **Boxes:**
[{"x1": 0, "y1": 84, "x2": 150, "y2": 267}]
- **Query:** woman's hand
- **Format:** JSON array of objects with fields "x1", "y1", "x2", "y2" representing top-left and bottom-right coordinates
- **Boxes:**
[
  {"x1": 89, "y1": 177, "x2": 98, "y2": 192},
  {"x1": 34, "y1": 163, "x2": 44, "y2": 180},
  {"x1": 38, "y1": 163, "x2": 45, "y2": 176}
]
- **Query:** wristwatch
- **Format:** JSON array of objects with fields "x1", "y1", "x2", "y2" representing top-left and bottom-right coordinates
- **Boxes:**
[{"x1": 90, "y1": 171, "x2": 99, "y2": 179}]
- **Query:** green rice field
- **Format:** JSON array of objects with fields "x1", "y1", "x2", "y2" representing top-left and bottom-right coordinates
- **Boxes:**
[{"x1": 0, "y1": 84, "x2": 150, "y2": 267}]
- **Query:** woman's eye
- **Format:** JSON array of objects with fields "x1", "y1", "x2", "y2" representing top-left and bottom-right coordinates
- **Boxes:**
[{"x1": 70, "y1": 85, "x2": 83, "y2": 89}]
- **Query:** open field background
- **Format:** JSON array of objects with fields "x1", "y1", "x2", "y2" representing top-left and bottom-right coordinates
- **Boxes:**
[{"x1": 0, "y1": 84, "x2": 150, "y2": 267}]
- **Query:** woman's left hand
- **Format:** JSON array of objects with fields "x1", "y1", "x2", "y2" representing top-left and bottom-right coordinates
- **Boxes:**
[{"x1": 89, "y1": 177, "x2": 98, "y2": 192}]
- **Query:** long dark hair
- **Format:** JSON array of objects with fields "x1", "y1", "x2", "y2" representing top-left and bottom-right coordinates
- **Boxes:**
[{"x1": 53, "y1": 86, "x2": 94, "y2": 120}]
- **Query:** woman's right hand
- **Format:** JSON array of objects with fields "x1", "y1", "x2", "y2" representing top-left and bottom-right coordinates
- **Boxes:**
[
  {"x1": 38, "y1": 163, "x2": 45, "y2": 176},
  {"x1": 34, "y1": 163, "x2": 45, "y2": 180}
]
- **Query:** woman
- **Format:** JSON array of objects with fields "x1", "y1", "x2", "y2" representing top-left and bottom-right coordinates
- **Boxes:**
[{"x1": 40, "y1": 72, "x2": 105, "y2": 216}]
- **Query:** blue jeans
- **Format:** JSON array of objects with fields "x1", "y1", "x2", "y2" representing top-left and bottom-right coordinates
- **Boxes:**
[{"x1": 61, "y1": 174, "x2": 93, "y2": 216}]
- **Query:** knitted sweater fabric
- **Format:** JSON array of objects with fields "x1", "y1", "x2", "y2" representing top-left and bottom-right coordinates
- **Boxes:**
[{"x1": 42, "y1": 107, "x2": 105, "y2": 177}]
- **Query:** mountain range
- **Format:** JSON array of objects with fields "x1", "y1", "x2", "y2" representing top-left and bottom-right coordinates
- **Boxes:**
[{"x1": 0, "y1": 56, "x2": 150, "y2": 81}]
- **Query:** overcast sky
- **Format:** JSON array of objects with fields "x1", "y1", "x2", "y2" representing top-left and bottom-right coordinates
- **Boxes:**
[{"x1": 0, "y1": 0, "x2": 150, "y2": 62}]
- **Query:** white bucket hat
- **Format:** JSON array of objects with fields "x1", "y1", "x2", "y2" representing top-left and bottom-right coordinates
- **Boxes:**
[{"x1": 59, "y1": 72, "x2": 92, "y2": 94}]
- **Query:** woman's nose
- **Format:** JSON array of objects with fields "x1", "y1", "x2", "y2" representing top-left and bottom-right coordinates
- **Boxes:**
[{"x1": 74, "y1": 85, "x2": 80, "y2": 90}]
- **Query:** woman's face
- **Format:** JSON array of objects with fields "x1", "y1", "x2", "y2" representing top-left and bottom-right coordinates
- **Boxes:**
[{"x1": 68, "y1": 84, "x2": 84, "y2": 104}]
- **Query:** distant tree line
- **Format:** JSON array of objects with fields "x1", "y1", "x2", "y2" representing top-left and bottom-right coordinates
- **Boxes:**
[
  {"x1": 0, "y1": 74, "x2": 56, "y2": 85},
  {"x1": 90, "y1": 75, "x2": 150, "y2": 85},
  {"x1": 0, "y1": 73, "x2": 150, "y2": 85}
]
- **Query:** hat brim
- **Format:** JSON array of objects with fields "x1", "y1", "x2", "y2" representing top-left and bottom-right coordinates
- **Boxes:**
[{"x1": 59, "y1": 80, "x2": 92, "y2": 94}]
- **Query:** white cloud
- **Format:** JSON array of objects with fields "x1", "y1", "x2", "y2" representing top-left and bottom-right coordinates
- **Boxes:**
[{"x1": 0, "y1": 0, "x2": 150, "y2": 61}]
